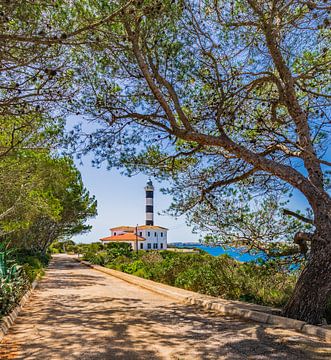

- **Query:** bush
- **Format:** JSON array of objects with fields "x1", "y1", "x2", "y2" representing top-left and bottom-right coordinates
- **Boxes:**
[
  {"x1": 132, "y1": 268, "x2": 151, "y2": 279},
  {"x1": 0, "y1": 265, "x2": 30, "y2": 317},
  {"x1": 122, "y1": 260, "x2": 145, "y2": 274},
  {"x1": 148, "y1": 253, "x2": 211, "y2": 285},
  {"x1": 75, "y1": 245, "x2": 308, "y2": 316},
  {"x1": 14, "y1": 249, "x2": 51, "y2": 268},
  {"x1": 83, "y1": 251, "x2": 107, "y2": 265},
  {"x1": 0, "y1": 247, "x2": 49, "y2": 317},
  {"x1": 141, "y1": 251, "x2": 163, "y2": 266},
  {"x1": 237, "y1": 262, "x2": 296, "y2": 307},
  {"x1": 174, "y1": 256, "x2": 242, "y2": 298},
  {"x1": 106, "y1": 243, "x2": 133, "y2": 260}
]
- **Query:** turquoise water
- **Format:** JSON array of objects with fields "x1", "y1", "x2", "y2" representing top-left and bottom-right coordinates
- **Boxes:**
[{"x1": 173, "y1": 244, "x2": 262, "y2": 262}]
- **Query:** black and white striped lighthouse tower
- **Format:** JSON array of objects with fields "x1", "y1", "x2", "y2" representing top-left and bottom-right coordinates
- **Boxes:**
[{"x1": 145, "y1": 179, "x2": 154, "y2": 226}]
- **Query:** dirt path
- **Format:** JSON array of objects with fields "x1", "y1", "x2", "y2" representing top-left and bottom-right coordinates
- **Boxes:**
[{"x1": 0, "y1": 254, "x2": 330, "y2": 360}]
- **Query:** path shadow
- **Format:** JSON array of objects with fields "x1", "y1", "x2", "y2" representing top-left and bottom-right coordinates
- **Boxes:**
[
  {"x1": 37, "y1": 256, "x2": 106, "y2": 290},
  {"x1": 0, "y1": 255, "x2": 330, "y2": 360},
  {"x1": 8, "y1": 296, "x2": 331, "y2": 359}
]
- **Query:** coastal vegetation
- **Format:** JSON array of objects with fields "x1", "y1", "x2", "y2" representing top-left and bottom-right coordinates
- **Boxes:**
[
  {"x1": 77, "y1": 243, "x2": 331, "y2": 322},
  {"x1": 76, "y1": 242, "x2": 330, "y2": 323}
]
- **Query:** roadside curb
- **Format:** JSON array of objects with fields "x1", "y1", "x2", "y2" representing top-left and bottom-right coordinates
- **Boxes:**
[
  {"x1": 75, "y1": 257, "x2": 331, "y2": 343},
  {"x1": 0, "y1": 280, "x2": 38, "y2": 342}
]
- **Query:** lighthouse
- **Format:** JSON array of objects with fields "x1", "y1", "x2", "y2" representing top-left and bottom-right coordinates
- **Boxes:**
[
  {"x1": 145, "y1": 179, "x2": 154, "y2": 226},
  {"x1": 100, "y1": 180, "x2": 168, "y2": 250}
]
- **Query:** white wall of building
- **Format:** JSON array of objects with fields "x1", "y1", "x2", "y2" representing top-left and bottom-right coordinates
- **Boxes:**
[
  {"x1": 109, "y1": 227, "x2": 168, "y2": 251},
  {"x1": 137, "y1": 229, "x2": 167, "y2": 250}
]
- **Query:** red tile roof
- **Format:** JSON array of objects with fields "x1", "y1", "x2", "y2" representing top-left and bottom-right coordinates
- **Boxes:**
[
  {"x1": 137, "y1": 225, "x2": 168, "y2": 230},
  {"x1": 109, "y1": 225, "x2": 168, "y2": 231},
  {"x1": 100, "y1": 233, "x2": 145, "y2": 242},
  {"x1": 110, "y1": 226, "x2": 135, "y2": 232}
]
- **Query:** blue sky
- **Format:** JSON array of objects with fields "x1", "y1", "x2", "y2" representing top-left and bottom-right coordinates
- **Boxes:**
[
  {"x1": 71, "y1": 157, "x2": 312, "y2": 245},
  {"x1": 72, "y1": 160, "x2": 199, "y2": 244},
  {"x1": 67, "y1": 116, "x2": 199, "y2": 244},
  {"x1": 68, "y1": 117, "x2": 328, "y2": 245}
]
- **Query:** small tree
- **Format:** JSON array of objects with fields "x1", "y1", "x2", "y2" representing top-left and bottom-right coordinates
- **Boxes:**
[{"x1": 8, "y1": 158, "x2": 97, "y2": 253}]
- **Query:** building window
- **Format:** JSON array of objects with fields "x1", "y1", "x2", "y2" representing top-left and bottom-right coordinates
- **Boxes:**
[
  {"x1": 147, "y1": 243, "x2": 151, "y2": 249},
  {"x1": 153, "y1": 243, "x2": 158, "y2": 249},
  {"x1": 139, "y1": 232, "x2": 142, "y2": 237},
  {"x1": 154, "y1": 232, "x2": 157, "y2": 236},
  {"x1": 114, "y1": 232, "x2": 116, "y2": 235},
  {"x1": 148, "y1": 231, "x2": 150, "y2": 237},
  {"x1": 140, "y1": 243, "x2": 143, "y2": 250},
  {"x1": 160, "y1": 243, "x2": 163, "y2": 249},
  {"x1": 160, "y1": 232, "x2": 163, "y2": 237}
]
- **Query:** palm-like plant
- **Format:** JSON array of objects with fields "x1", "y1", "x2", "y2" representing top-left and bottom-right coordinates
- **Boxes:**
[{"x1": 0, "y1": 242, "x2": 30, "y2": 316}]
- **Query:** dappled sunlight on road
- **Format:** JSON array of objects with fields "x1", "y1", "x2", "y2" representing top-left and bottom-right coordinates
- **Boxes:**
[{"x1": 0, "y1": 255, "x2": 330, "y2": 359}]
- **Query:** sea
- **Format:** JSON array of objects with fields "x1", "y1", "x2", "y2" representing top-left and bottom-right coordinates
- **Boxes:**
[{"x1": 171, "y1": 243, "x2": 262, "y2": 262}]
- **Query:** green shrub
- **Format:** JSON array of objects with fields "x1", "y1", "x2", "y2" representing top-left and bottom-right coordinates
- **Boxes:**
[
  {"x1": 0, "y1": 266, "x2": 30, "y2": 316},
  {"x1": 77, "y1": 246, "x2": 313, "y2": 317},
  {"x1": 14, "y1": 249, "x2": 51, "y2": 267},
  {"x1": 236, "y1": 262, "x2": 296, "y2": 307},
  {"x1": 83, "y1": 251, "x2": 108, "y2": 265},
  {"x1": 174, "y1": 256, "x2": 243, "y2": 298},
  {"x1": 141, "y1": 251, "x2": 163, "y2": 266},
  {"x1": 148, "y1": 253, "x2": 211, "y2": 285},
  {"x1": 105, "y1": 263, "x2": 116, "y2": 270},
  {"x1": 122, "y1": 260, "x2": 145, "y2": 274},
  {"x1": 0, "y1": 246, "x2": 49, "y2": 318},
  {"x1": 133, "y1": 268, "x2": 151, "y2": 279},
  {"x1": 106, "y1": 243, "x2": 133, "y2": 259},
  {"x1": 23, "y1": 256, "x2": 43, "y2": 269},
  {"x1": 0, "y1": 250, "x2": 31, "y2": 317},
  {"x1": 22, "y1": 264, "x2": 44, "y2": 283}
]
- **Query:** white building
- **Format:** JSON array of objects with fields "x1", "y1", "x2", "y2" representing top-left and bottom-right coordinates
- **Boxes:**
[
  {"x1": 100, "y1": 225, "x2": 168, "y2": 250},
  {"x1": 100, "y1": 180, "x2": 168, "y2": 250}
]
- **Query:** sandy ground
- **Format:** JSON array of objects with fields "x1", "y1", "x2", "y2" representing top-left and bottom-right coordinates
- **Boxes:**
[{"x1": 0, "y1": 254, "x2": 330, "y2": 360}]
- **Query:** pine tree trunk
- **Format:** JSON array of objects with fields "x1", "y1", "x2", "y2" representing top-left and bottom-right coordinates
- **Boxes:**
[{"x1": 283, "y1": 213, "x2": 331, "y2": 324}]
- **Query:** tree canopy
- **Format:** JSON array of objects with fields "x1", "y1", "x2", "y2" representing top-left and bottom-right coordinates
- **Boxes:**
[{"x1": 0, "y1": 147, "x2": 97, "y2": 251}]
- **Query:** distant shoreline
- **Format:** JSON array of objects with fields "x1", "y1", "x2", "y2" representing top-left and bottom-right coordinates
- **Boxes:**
[{"x1": 168, "y1": 243, "x2": 261, "y2": 262}]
